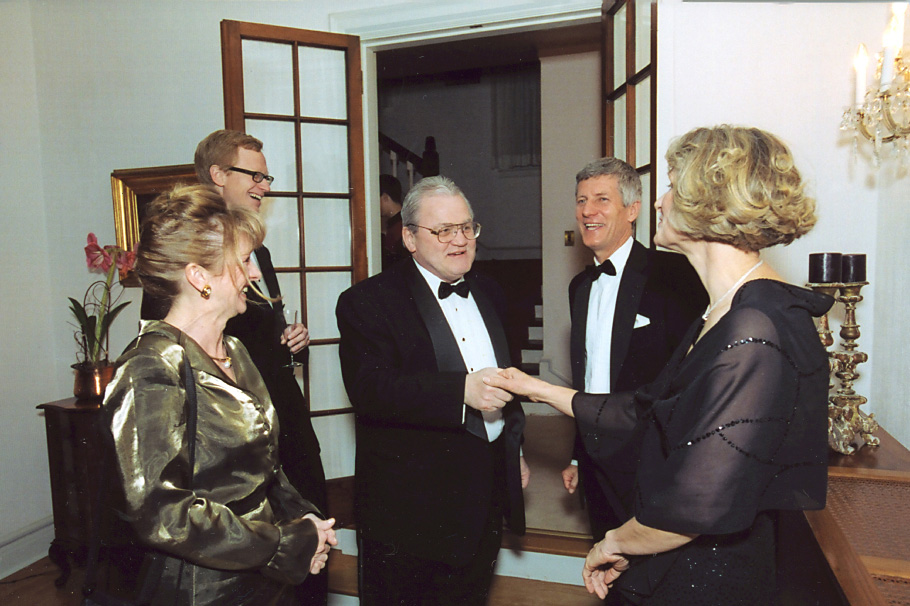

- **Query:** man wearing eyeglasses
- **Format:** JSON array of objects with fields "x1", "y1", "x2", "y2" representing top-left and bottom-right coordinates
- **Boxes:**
[
  {"x1": 336, "y1": 176, "x2": 529, "y2": 606},
  {"x1": 196, "y1": 129, "x2": 328, "y2": 605}
]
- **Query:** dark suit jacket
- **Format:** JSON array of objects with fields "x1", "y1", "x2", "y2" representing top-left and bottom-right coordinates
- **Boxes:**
[
  {"x1": 224, "y1": 246, "x2": 325, "y2": 509},
  {"x1": 336, "y1": 258, "x2": 526, "y2": 567},
  {"x1": 140, "y1": 246, "x2": 326, "y2": 509},
  {"x1": 569, "y1": 240, "x2": 706, "y2": 529}
]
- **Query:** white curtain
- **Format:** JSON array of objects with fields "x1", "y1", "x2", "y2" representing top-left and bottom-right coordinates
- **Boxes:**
[{"x1": 492, "y1": 66, "x2": 541, "y2": 170}]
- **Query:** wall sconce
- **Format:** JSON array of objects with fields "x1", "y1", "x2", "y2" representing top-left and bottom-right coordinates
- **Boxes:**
[{"x1": 841, "y1": 3, "x2": 910, "y2": 164}]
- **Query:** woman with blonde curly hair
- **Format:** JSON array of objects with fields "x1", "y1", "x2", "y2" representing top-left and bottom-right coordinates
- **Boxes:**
[{"x1": 488, "y1": 126, "x2": 833, "y2": 604}]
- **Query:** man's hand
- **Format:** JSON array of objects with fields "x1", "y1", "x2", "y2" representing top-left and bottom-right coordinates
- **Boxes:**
[
  {"x1": 465, "y1": 368, "x2": 513, "y2": 412},
  {"x1": 561, "y1": 464, "x2": 579, "y2": 494},
  {"x1": 303, "y1": 514, "x2": 337, "y2": 575},
  {"x1": 520, "y1": 456, "x2": 531, "y2": 488},
  {"x1": 281, "y1": 323, "x2": 310, "y2": 354}
]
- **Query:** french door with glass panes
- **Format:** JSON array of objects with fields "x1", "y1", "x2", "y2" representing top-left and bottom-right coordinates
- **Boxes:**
[
  {"x1": 603, "y1": 0, "x2": 656, "y2": 244},
  {"x1": 221, "y1": 20, "x2": 365, "y2": 480}
]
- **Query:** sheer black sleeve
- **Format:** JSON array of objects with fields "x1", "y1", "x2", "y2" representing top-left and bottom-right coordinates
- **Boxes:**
[{"x1": 634, "y1": 307, "x2": 828, "y2": 536}]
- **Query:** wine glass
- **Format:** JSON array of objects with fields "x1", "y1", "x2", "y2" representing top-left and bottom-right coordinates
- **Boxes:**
[{"x1": 282, "y1": 309, "x2": 304, "y2": 368}]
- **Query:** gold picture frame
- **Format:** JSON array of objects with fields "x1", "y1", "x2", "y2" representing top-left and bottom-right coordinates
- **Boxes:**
[{"x1": 111, "y1": 164, "x2": 198, "y2": 285}]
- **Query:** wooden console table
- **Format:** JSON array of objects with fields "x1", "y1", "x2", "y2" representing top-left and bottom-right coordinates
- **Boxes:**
[
  {"x1": 778, "y1": 428, "x2": 910, "y2": 605},
  {"x1": 37, "y1": 397, "x2": 106, "y2": 586}
]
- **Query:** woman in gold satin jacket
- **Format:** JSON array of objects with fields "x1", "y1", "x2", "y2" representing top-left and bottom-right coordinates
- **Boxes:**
[{"x1": 103, "y1": 185, "x2": 336, "y2": 605}]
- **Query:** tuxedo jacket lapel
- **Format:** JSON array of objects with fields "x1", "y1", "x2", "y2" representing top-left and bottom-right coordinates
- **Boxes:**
[
  {"x1": 611, "y1": 241, "x2": 648, "y2": 387},
  {"x1": 571, "y1": 274, "x2": 593, "y2": 390},
  {"x1": 467, "y1": 274, "x2": 511, "y2": 368},
  {"x1": 404, "y1": 262, "x2": 466, "y2": 373},
  {"x1": 255, "y1": 245, "x2": 282, "y2": 303}
]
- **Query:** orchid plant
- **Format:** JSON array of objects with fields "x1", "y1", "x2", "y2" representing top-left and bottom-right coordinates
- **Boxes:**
[{"x1": 69, "y1": 233, "x2": 136, "y2": 367}]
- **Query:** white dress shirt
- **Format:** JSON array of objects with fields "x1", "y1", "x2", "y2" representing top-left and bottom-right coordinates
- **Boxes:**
[
  {"x1": 584, "y1": 236, "x2": 634, "y2": 394},
  {"x1": 414, "y1": 260, "x2": 503, "y2": 441}
]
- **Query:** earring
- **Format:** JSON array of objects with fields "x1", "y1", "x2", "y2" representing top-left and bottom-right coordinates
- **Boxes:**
[{"x1": 200, "y1": 285, "x2": 212, "y2": 300}]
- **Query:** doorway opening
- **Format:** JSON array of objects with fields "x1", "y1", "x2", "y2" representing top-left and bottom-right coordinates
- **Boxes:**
[{"x1": 374, "y1": 24, "x2": 600, "y2": 536}]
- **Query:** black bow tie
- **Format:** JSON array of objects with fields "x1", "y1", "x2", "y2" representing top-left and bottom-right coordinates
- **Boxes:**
[
  {"x1": 588, "y1": 260, "x2": 617, "y2": 279},
  {"x1": 438, "y1": 280, "x2": 470, "y2": 299}
]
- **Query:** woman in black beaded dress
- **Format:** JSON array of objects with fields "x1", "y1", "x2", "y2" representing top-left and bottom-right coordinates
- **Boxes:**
[{"x1": 488, "y1": 125, "x2": 833, "y2": 605}]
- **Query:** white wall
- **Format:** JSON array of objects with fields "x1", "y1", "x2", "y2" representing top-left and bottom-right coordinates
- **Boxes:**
[
  {"x1": 657, "y1": 0, "x2": 907, "y2": 447},
  {"x1": 0, "y1": 0, "x2": 59, "y2": 572},
  {"x1": 0, "y1": 0, "x2": 391, "y2": 578},
  {"x1": 540, "y1": 51, "x2": 601, "y2": 387}
]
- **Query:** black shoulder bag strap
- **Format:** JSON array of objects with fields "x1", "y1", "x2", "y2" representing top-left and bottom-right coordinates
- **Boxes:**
[{"x1": 82, "y1": 356, "x2": 198, "y2": 606}]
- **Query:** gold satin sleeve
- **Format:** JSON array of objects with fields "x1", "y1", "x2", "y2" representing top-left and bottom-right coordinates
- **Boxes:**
[{"x1": 103, "y1": 328, "x2": 319, "y2": 582}]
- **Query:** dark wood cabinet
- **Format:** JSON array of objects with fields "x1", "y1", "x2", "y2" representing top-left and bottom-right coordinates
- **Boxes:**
[{"x1": 37, "y1": 397, "x2": 106, "y2": 586}]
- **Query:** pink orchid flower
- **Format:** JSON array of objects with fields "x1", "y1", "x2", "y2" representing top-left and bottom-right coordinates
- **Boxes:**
[
  {"x1": 85, "y1": 233, "x2": 113, "y2": 272},
  {"x1": 117, "y1": 248, "x2": 137, "y2": 275}
]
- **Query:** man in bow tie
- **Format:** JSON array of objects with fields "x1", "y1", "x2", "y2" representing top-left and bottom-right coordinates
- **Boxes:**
[
  {"x1": 336, "y1": 176, "x2": 529, "y2": 606},
  {"x1": 568, "y1": 158, "x2": 706, "y2": 556}
]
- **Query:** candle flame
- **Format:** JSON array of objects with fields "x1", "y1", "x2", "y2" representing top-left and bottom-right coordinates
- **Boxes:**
[
  {"x1": 855, "y1": 43, "x2": 869, "y2": 71},
  {"x1": 884, "y1": 16, "x2": 901, "y2": 51}
]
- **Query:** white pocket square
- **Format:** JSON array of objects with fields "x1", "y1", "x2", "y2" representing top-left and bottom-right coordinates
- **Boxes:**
[{"x1": 634, "y1": 314, "x2": 651, "y2": 329}]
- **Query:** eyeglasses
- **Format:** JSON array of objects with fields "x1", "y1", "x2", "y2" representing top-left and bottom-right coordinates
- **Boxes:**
[
  {"x1": 408, "y1": 221, "x2": 481, "y2": 243},
  {"x1": 227, "y1": 166, "x2": 275, "y2": 185}
]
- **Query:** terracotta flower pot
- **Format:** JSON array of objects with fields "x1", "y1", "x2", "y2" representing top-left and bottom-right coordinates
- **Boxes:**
[{"x1": 72, "y1": 363, "x2": 115, "y2": 401}]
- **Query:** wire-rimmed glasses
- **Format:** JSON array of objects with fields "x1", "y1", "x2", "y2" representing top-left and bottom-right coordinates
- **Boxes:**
[{"x1": 407, "y1": 221, "x2": 481, "y2": 243}]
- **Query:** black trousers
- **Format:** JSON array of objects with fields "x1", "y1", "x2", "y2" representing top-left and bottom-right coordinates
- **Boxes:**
[
  {"x1": 357, "y1": 437, "x2": 506, "y2": 606},
  {"x1": 357, "y1": 506, "x2": 502, "y2": 606}
]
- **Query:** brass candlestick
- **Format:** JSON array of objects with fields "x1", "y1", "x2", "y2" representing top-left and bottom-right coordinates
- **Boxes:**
[{"x1": 809, "y1": 281, "x2": 879, "y2": 455}]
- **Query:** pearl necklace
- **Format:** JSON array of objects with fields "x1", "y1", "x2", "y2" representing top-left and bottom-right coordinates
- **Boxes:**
[
  {"x1": 210, "y1": 339, "x2": 232, "y2": 369},
  {"x1": 212, "y1": 355, "x2": 232, "y2": 369},
  {"x1": 702, "y1": 260, "x2": 763, "y2": 321}
]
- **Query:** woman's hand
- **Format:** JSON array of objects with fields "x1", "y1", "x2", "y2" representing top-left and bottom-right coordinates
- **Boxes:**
[
  {"x1": 281, "y1": 323, "x2": 310, "y2": 354},
  {"x1": 484, "y1": 367, "x2": 578, "y2": 417},
  {"x1": 484, "y1": 367, "x2": 542, "y2": 400},
  {"x1": 583, "y1": 534, "x2": 630, "y2": 599},
  {"x1": 303, "y1": 514, "x2": 337, "y2": 575}
]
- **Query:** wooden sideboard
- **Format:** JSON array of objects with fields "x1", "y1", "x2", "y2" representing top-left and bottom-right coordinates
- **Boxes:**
[
  {"x1": 37, "y1": 397, "x2": 106, "y2": 586},
  {"x1": 778, "y1": 428, "x2": 910, "y2": 605}
]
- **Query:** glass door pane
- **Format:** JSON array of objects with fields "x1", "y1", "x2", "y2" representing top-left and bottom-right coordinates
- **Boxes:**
[
  {"x1": 612, "y1": 3, "x2": 627, "y2": 90},
  {"x1": 300, "y1": 123, "x2": 349, "y2": 193},
  {"x1": 242, "y1": 40, "x2": 294, "y2": 116},
  {"x1": 613, "y1": 94, "x2": 627, "y2": 162},
  {"x1": 635, "y1": 76, "x2": 651, "y2": 169},
  {"x1": 637, "y1": 169, "x2": 650, "y2": 244},
  {"x1": 245, "y1": 119, "x2": 298, "y2": 192},
  {"x1": 634, "y1": 0, "x2": 652, "y2": 74},
  {"x1": 299, "y1": 47, "x2": 347, "y2": 120}
]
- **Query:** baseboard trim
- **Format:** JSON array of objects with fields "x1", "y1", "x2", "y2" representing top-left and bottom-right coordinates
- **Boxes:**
[{"x1": 0, "y1": 518, "x2": 54, "y2": 580}]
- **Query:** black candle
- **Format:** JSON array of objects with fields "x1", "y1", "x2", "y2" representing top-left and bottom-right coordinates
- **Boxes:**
[
  {"x1": 841, "y1": 254, "x2": 867, "y2": 283},
  {"x1": 809, "y1": 252, "x2": 842, "y2": 283}
]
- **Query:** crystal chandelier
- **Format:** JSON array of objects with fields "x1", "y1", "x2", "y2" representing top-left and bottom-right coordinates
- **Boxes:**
[{"x1": 841, "y1": 3, "x2": 910, "y2": 163}]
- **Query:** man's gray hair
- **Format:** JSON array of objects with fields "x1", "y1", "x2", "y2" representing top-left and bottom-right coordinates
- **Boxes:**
[
  {"x1": 575, "y1": 157, "x2": 642, "y2": 208},
  {"x1": 401, "y1": 176, "x2": 473, "y2": 230}
]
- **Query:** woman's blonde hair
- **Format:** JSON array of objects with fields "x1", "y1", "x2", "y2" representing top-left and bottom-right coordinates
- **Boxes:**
[
  {"x1": 665, "y1": 125, "x2": 816, "y2": 251},
  {"x1": 136, "y1": 184, "x2": 265, "y2": 307}
]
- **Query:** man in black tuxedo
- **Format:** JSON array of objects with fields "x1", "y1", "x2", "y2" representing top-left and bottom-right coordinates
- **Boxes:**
[
  {"x1": 336, "y1": 176, "x2": 528, "y2": 606},
  {"x1": 193, "y1": 130, "x2": 328, "y2": 604},
  {"x1": 565, "y1": 158, "x2": 706, "y2": 546}
]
